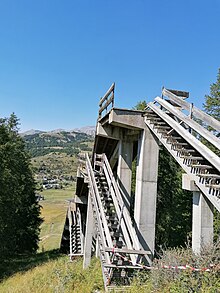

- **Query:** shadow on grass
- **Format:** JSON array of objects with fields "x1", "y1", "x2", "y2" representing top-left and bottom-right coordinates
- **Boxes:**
[{"x1": 0, "y1": 249, "x2": 63, "y2": 282}]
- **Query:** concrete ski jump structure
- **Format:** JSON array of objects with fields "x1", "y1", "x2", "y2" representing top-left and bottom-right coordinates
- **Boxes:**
[{"x1": 61, "y1": 83, "x2": 220, "y2": 291}]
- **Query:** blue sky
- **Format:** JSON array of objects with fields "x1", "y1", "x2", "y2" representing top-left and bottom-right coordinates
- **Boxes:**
[{"x1": 0, "y1": 0, "x2": 219, "y2": 132}]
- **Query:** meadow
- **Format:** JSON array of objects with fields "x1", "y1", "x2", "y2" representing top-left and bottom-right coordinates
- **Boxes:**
[{"x1": 39, "y1": 186, "x2": 76, "y2": 252}]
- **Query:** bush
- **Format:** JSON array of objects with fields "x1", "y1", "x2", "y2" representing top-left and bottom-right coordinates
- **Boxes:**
[{"x1": 130, "y1": 243, "x2": 220, "y2": 292}]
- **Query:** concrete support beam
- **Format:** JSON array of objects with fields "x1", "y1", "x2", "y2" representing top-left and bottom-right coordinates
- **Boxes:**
[
  {"x1": 109, "y1": 108, "x2": 146, "y2": 129},
  {"x1": 117, "y1": 140, "x2": 133, "y2": 209},
  {"x1": 96, "y1": 122, "x2": 139, "y2": 141},
  {"x1": 134, "y1": 128, "x2": 159, "y2": 258},
  {"x1": 182, "y1": 174, "x2": 214, "y2": 254},
  {"x1": 192, "y1": 191, "x2": 213, "y2": 254},
  {"x1": 83, "y1": 194, "x2": 94, "y2": 268},
  {"x1": 182, "y1": 174, "x2": 199, "y2": 192}
]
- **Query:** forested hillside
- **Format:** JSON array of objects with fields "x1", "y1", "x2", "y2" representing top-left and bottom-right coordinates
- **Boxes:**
[{"x1": 22, "y1": 130, "x2": 94, "y2": 157}]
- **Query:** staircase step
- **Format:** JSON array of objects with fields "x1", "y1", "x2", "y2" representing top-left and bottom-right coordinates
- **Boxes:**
[
  {"x1": 152, "y1": 121, "x2": 166, "y2": 125},
  {"x1": 191, "y1": 164, "x2": 213, "y2": 169},
  {"x1": 172, "y1": 142, "x2": 188, "y2": 146},
  {"x1": 110, "y1": 231, "x2": 122, "y2": 238},
  {"x1": 154, "y1": 125, "x2": 171, "y2": 129},
  {"x1": 182, "y1": 156, "x2": 204, "y2": 160},
  {"x1": 104, "y1": 202, "x2": 114, "y2": 207},
  {"x1": 197, "y1": 174, "x2": 220, "y2": 179},
  {"x1": 205, "y1": 184, "x2": 220, "y2": 189},
  {"x1": 114, "y1": 241, "x2": 123, "y2": 248},
  {"x1": 168, "y1": 136, "x2": 182, "y2": 140},
  {"x1": 157, "y1": 129, "x2": 171, "y2": 134},
  {"x1": 109, "y1": 223, "x2": 119, "y2": 230},
  {"x1": 147, "y1": 117, "x2": 162, "y2": 121},
  {"x1": 178, "y1": 149, "x2": 196, "y2": 154},
  {"x1": 106, "y1": 215, "x2": 118, "y2": 221}
]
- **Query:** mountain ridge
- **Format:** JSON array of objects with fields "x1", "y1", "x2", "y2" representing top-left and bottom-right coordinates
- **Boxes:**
[{"x1": 20, "y1": 126, "x2": 96, "y2": 137}]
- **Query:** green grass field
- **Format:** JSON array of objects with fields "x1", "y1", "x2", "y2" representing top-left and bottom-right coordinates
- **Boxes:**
[
  {"x1": 0, "y1": 255, "x2": 104, "y2": 293},
  {"x1": 39, "y1": 186, "x2": 76, "y2": 252}
]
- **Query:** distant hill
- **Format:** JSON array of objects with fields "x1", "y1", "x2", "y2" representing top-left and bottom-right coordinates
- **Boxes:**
[
  {"x1": 20, "y1": 126, "x2": 96, "y2": 137},
  {"x1": 20, "y1": 129, "x2": 45, "y2": 137},
  {"x1": 22, "y1": 129, "x2": 94, "y2": 157},
  {"x1": 73, "y1": 126, "x2": 96, "y2": 137}
]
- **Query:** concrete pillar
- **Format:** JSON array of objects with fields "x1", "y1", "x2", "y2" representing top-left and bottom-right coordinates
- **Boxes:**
[
  {"x1": 134, "y1": 128, "x2": 159, "y2": 257},
  {"x1": 192, "y1": 191, "x2": 213, "y2": 254},
  {"x1": 83, "y1": 194, "x2": 94, "y2": 268},
  {"x1": 182, "y1": 174, "x2": 214, "y2": 254},
  {"x1": 117, "y1": 140, "x2": 133, "y2": 209}
]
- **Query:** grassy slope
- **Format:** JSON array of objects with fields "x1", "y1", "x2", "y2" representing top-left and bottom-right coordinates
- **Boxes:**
[
  {"x1": 0, "y1": 256, "x2": 104, "y2": 293},
  {"x1": 0, "y1": 181, "x2": 102, "y2": 293},
  {"x1": 39, "y1": 187, "x2": 75, "y2": 252}
]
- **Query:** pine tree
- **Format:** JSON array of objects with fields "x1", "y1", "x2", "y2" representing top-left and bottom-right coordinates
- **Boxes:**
[
  {"x1": 133, "y1": 100, "x2": 147, "y2": 110},
  {"x1": 0, "y1": 114, "x2": 42, "y2": 258},
  {"x1": 156, "y1": 148, "x2": 192, "y2": 248},
  {"x1": 204, "y1": 68, "x2": 220, "y2": 123}
]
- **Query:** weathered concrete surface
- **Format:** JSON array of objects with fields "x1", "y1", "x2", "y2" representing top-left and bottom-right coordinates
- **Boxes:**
[
  {"x1": 96, "y1": 121, "x2": 140, "y2": 140},
  {"x1": 117, "y1": 140, "x2": 133, "y2": 209},
  {"x1": 192, "y1": 191, "x2": 213, "y2": 254},
  {"x1": 109, "y1": 108, "x2": 146, "y2": 129},
  {"x1": 182, "y1": 173, "x2": 199, "y2": 192},
  {"x1": 182, "y1": 174, "x2": 213, "y2": 254},
  {"x1": 134, "y1": 128, "x2": 159, "y2": 258},
  {"x1": 83, "y1": 194, "x2": 94, "y2": 268}
]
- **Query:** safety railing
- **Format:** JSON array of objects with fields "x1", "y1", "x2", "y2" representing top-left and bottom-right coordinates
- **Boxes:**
[
  {"x1": 145, "y1": 93, "x2": 220, "y2": 211},
  {"x1": 98, "y1": 83, "x2": 115, "y2": 119}
]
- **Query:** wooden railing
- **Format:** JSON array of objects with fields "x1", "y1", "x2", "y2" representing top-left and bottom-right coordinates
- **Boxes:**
[
  {"x1": 145, "y1": 95, "x2": 220, "y2": 212},
  {"x1": 98, "y1": 83, "x2": 115, "y2": 119},
  {"x1": 162, "y1": 88, "x2": 220, "y2": 132}
]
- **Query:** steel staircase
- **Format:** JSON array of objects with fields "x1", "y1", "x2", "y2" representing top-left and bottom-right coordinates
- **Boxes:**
[
  {"x1": 144, "y1": 88, "x2": 220, "y2": 212},
  {"x1": 85, "y1": 153, "x2": 150, "y2": 290},
  {"x1": 60, "y1": 203, "x2": 84, "y2": 258},
  {"x1": 69, "y1": 207, "x2": 84, "y2": 257}
]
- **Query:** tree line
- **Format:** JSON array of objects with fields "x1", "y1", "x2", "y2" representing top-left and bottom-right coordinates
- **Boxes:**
[{"x1": 0, "y1": 114, "x2": 42, "y2": 258}]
